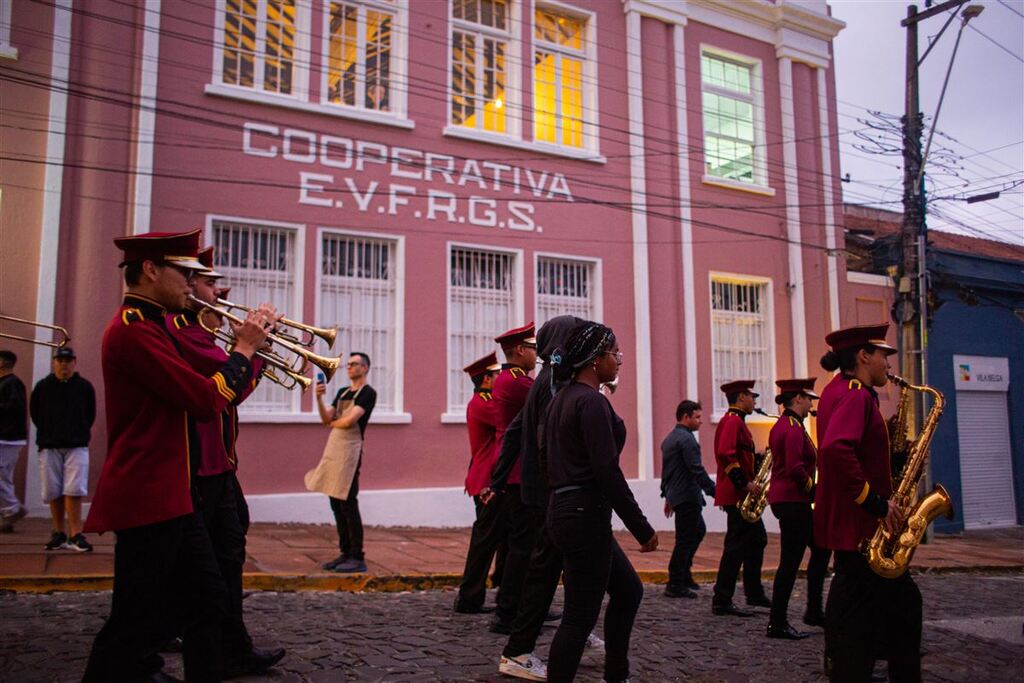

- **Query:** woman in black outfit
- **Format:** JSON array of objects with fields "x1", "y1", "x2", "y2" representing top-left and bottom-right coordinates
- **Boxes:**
[{"x1": 544, "y1": 322, "x2": 658, "y2": 683}]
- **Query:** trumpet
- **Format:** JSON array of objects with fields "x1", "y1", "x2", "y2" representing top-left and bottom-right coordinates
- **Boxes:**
[
  {"x1": 186, "y1": 295, "x2": 341, "y2": 392},
  {"x1": 216, "y1": 298, "x2": 337, "y2": 349},
  {"x1": 0, "y1": 315, "x2": 71, "y2": 348}
]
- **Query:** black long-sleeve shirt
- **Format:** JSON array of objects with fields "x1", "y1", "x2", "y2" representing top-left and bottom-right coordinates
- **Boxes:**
[
  {"x1": 545, "y1": 381, "x2": 654, "y2": 544},
  {"x1": 0, "y1": 374, "x2": 28, "y2": 442},
  {"x1": 660, "y1": 425, "x2": 715, "y2": 508},
  {"x1": 30, "y1": 373, "x2": 96, "y2": 448}
]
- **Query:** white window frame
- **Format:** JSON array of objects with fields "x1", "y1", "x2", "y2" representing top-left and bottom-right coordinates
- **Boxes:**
[
  {"x1": 445, "y1": 0, "x2": 523, "y2": 142},
  {"x1": 442, "y1": 241, "x2": 525, "y2": 423},
  {"x1": 204, "y1": 214, "x2": 307, "y2": 420},
  {"x1": 533, "y1": 251, "x2": 602, "y2": 325},
  {"x1": 0, "y1": 0, "x2": 17, "y2": 60},
  {"x1": 318, "y1": 0, "x2": 409, "y2": 120},
  {"x1": 699, "y1": 45, "x2": 770, "y2": 194},
  {"x1": 529, "y1": 0, "x2": 598, "y2": 154},
  {"x1": 315, "y1": 226, "x2": 410, "y2": 424},
  {"x1": 707, "y1": 271, "x2": 776, "y2": 424}
]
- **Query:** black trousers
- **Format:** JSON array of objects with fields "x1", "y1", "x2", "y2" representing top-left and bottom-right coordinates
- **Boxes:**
[
  {"x1": 456, "y1": 493, "x2": 508, "y2": 610},
  {"x1": 83, "y1": 513, "x2": 226, "y2": 682},
  {"x1": 547, "y1": 490, "x2": 643, "y2": 683},
  {"x1": 712, "y1": 505, "x2": 768, "y2": 606},
  {"x1": 195, "y1": 471, "x2": 253, "y2": 657},
  {"x1": 503, "y1": 503, "x2": 562, "y2": 658},
  {"x1": 496, "y1": 485, "x2": 538, "y2": 623},
  {"x1": 328, "y1": 463, "x2": 363, "y2": 560},
  {"x1": 668, "y1": 501, "x2": 706, "y2": 589},
  {"x1": 769, "y1": 502, "x2": 831, "y2": 627},
  {"x1": 825, "y1": 551, "x2": 922, "y2": 682}
]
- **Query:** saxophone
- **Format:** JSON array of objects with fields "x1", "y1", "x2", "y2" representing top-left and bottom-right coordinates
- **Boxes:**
[
  {"x1": 862, "y1": 373, "x2": 954, "y2": 578},
  {"x1": 739, "y1": 447, "x2": 772, "y2": 523}
]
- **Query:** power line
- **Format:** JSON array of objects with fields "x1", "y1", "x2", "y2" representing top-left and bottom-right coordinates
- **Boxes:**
[{"x1": 967, "y1": 23, "x2": 1024, "y2": 63}]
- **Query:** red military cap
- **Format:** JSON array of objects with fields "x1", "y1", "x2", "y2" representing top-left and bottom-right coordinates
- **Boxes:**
[
  {"x1": 774, "y1": 377, "x2": 820, "y2": 403},
  {"x1": 824, "y1": 323, "x2": 897, "y2": 355},
  {"x1": 463, "y1": 351, "x2": 500, "y2": 378},
  {"x1": 495, "y1": 322, "x2": 536, "y2": 348},
  {"x1": 114, "y1": 229, "x2": 205, "y2": 270},
  {"x1": 720, "y1": 379, "x2": 759, "y2": 398},
  {"x1": 196, "y1": 246, "x2": 225, "y2": 279}
]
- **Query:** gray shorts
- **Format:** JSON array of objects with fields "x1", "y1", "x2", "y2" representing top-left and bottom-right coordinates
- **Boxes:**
[{"x1": 40, "y1": 448, "x2": 89, "y2": 502}]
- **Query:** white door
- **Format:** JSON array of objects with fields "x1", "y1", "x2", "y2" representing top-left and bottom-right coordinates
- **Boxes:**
[{"x1": 955, "y1": 391, "x2": 1018, "y2": 529}]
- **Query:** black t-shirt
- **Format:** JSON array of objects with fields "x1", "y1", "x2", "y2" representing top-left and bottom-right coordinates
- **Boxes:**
[{"x1": 331, "y1": 385, "x2": 377, "y2": 438}]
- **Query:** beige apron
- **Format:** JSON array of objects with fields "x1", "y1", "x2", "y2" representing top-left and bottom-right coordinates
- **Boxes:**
[{"x1": 304, "y1": 386, "x2": 364, "y2": 501}]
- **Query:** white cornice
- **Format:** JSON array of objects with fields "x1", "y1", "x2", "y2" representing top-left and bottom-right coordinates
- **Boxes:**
[{"x1": 622, "y1": 0, "x2": 689, "y2": 25}]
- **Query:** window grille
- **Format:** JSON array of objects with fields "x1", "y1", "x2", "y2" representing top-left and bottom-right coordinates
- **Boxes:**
[
  {"x1": 449, "y1": 247, "x2": 516, "y2": 412},
  {"x1": 533, "y1": 6, "x2": 587, "y2": 148},
  {"x1": 222, "y1": 0, "x2": 298, "y2": 95},
  {"x1": 701, "y1": 52, "x2": 759, "y2": 184},
  {"x1": 536, "y1": 256, "x2": 595, "y2": 324},
  {"x1": 710, "y1": 278, "x2": 772, "y2": 414},
  {"x1": 326, "y1": 1, "x2": 395, "y2": 111},
  {"x1": 450, "y1": 0, "x2": 509, "y2": 134},
  {"x1": 320, "y1": 233, "x2": 398, "y2": 413},
  {"x1": 212, "y1": 220, "x2": 299, "y2": 413}
]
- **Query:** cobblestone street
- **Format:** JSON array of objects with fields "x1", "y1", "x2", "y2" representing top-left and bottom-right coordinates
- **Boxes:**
[{"x1": 2, "y1": 572, "x2": 1021, "y2": 682}]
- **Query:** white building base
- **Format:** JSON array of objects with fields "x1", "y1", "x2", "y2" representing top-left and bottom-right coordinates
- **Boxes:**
[{"x1": 246, "y1": 478, "x2": 781, "y2": 534}]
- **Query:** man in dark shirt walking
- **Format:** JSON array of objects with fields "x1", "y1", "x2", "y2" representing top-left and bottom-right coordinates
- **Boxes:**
[
  {"x1": 0, "y1": 349, "x2": 28, "y2": 532},
  {"x1": 661, "y1": 400, "x2": 715, "y2": 599},
  {"x1": 30, "y1": 347, "x2": 96, "y2": 551}
]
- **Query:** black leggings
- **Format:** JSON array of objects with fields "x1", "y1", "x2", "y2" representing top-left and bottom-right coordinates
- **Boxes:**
[
  {"x1": 546, "y1": 490, "x2": 644, "y2": 683},
  {"x1": 769, "y1": 502, "x2": 831, "y2": 627}
]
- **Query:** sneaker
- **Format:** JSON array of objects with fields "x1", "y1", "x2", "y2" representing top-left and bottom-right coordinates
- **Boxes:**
[
  {"x1": 66, "y1": 533, "x2": 94, "y2": 552},
  {"x1": 1, "y1": 505, "x2": 26, "y2": 532},
  {"x1": 44, "y1": 531, "x2": 68, "y2": 550},
  {"x1": 585, "y1": 631, "x2": 605, "y2": 652},
  {"x1": 332, "y1": 558, "x2": 367, "y2": 573},
  {"x1": 321, "y1": 554, "x2": 348, "y2": 571},
  {"x1": 499, "y1": 652, "x2": 547, "y2": 681}
]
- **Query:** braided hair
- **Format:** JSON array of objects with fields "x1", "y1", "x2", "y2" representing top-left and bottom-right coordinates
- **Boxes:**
[{"x1": 549, "y1": 321, "x2": 616, "y2": 388}]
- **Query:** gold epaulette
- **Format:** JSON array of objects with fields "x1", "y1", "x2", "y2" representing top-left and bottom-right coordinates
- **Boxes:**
[
  {"x1": 121, "y1": 307, "x2": 145, "y2": 326},
  {"x1": 172, "y1": 314, "x2": 190, "y2": 330},
  {"x1": 479, "y1": 392, "x2": 492, "y2": 401},
  {"x1": 848, "y1": 378, "x2": 863, "y2": 391},
  {"x1": 510, "y1": 367, "x2": 525, "y2": 378},
  {"x1": 788, "y1": 416, "x2": 798, "y2": 428}
]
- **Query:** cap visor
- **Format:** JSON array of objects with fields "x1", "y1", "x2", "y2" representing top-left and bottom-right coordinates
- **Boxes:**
[
  {"x1": 198, "y1": 268, "x2": 225, "y2": 278},
  {"x1": 750, "y1": 392, "x2": 760, "y2": 398},
  {"x1": 803, "y1": 390, "x2": 820, "y2": 399},
  {"x1": 164, "y1": 256, "x2": 206, "y2": 270}
]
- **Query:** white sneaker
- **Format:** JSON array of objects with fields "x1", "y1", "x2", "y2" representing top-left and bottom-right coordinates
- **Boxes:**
[
  {"x1": 499, "y1": 652, "x2": 548, "y2": 681},
  {"x1": 586, "y1": 631, "x2": 605, "y2": 652}
]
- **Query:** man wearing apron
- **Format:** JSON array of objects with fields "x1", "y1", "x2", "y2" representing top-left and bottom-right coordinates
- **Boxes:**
[{"x1": 309, "y1": 352, "x2": 377, "y2": 573}]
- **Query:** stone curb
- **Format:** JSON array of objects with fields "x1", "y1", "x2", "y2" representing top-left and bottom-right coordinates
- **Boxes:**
[{"x1": 1, "y1": 564, "x2": 1020, "y2": 594}]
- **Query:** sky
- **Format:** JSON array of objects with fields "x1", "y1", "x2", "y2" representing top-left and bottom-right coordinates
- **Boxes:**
[{"x1": 830, "y1": 0, "x2": 1024, "y2": 245}]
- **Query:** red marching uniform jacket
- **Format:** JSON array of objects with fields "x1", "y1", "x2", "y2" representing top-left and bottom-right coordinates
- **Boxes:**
[
  {"x1": 714, "y1": 408, "x2": 756, "y2": 506},
  {"x1": 84, "y1": 294, "x2": 253, "y2": 533},
  {"x1": 492, "y1": 365, "x2": 533, "y2": 486},
  {"x1": 167, "y1": 310, "x2": 263, "y2": 476},
  {"x1": 813, "y1": 373, "x2": 893, "y2": 551},
  {"x1": 464, "y1": 389, "x2": 499, "y2": 496},
  {"x1": 767, "y1": 410, "x2": 816, "y2": 504}
]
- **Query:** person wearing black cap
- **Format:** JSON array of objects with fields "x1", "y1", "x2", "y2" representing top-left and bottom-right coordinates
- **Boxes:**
[
  {"x1": 544, "y1": 321, "x2": 657, "y2": 683},
  {"x1": 83, "y1": 229, "x2": 270, "y2": 683},
  {"x1": 454, "y1": 351, "x2": 505, "y2": 614},
  {"x1": 30, "y1": 346, "x2": 96, "y2": 552},
  {"x1": 813, "y1": 324, "x2": 920, "y2": 682},
  {"x1": 711, "y1": 380, "x2": 771, "y2": 617},
  {"x1": 765, "y1": 378, "x2": 830, "y2": 640}
]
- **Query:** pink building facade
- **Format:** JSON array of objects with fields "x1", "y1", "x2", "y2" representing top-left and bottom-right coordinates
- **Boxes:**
[{"x1": 3, "y1": 0, "x2": 875, "y2": 531}]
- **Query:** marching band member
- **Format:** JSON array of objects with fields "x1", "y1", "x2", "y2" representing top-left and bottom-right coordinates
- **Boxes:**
[
  {"x1": 167, "y1": 246, "x2": 285, "y2": 676},
  {"x1": 766, "y1": 378, "x2": 830, "y2": 639},
  {"x1": 814, "y1": 324, "x2": 921, "y2": 682},
  {"x1": 83, "y1": 230, "x2": 268, "y2": 682},
  {"x1": 711, "y1": 380, "x2": 771, "y2": 617}
]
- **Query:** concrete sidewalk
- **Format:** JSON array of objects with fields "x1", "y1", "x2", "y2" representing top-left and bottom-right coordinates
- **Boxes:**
[{"x1": 2, "y1": 517, "x2": 1021, "y2": 592}]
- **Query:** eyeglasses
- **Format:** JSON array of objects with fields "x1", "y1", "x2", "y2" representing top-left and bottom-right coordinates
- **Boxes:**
[
  {"x1": 604, "y1": 351, "x2": 623, "y2": 362},
  {"x1": 346, "y1": 361, "x2": 366, "y2": 368}
]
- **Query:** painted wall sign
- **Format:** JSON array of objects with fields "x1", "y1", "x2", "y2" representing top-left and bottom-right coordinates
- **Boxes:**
[
  {"x1": 953, "y1": 355, "x2": 1010, "y2": 392},
  {"x1": 241, "y1": 122, "x2": 577, "y2": 234}
]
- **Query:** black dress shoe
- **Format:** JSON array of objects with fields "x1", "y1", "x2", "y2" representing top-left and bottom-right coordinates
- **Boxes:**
[
  {"x1": 453, "y1": 598, "x2": 496, "y2": 614},
  {"x1": 664, "y1": 585, "x2": 697, "y2": 599},
  {"x1": 684, "y1": 579, "x2": 701, "y2": 591},
  {"x1": 746, "y1": 594, "x2": 772, "y2": 608},
  {"x1": 222, "y1": 646, "x2": 286, "y2": 679},
  {"x1": 711, "y1": 603, "x2": 755, "y2": 617},
  {"x1": 489, "y1": 618, "x2": 514, "y2": 635},
  {"x1": 803, "y1": 608, "x2": 826, "y2": 627},
  {"x1": 544, "y1": 610, "x2": 562, "y2": 621},
  {"x1": 767, "y1": 623, "x2": 811, "y2": 640}
]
